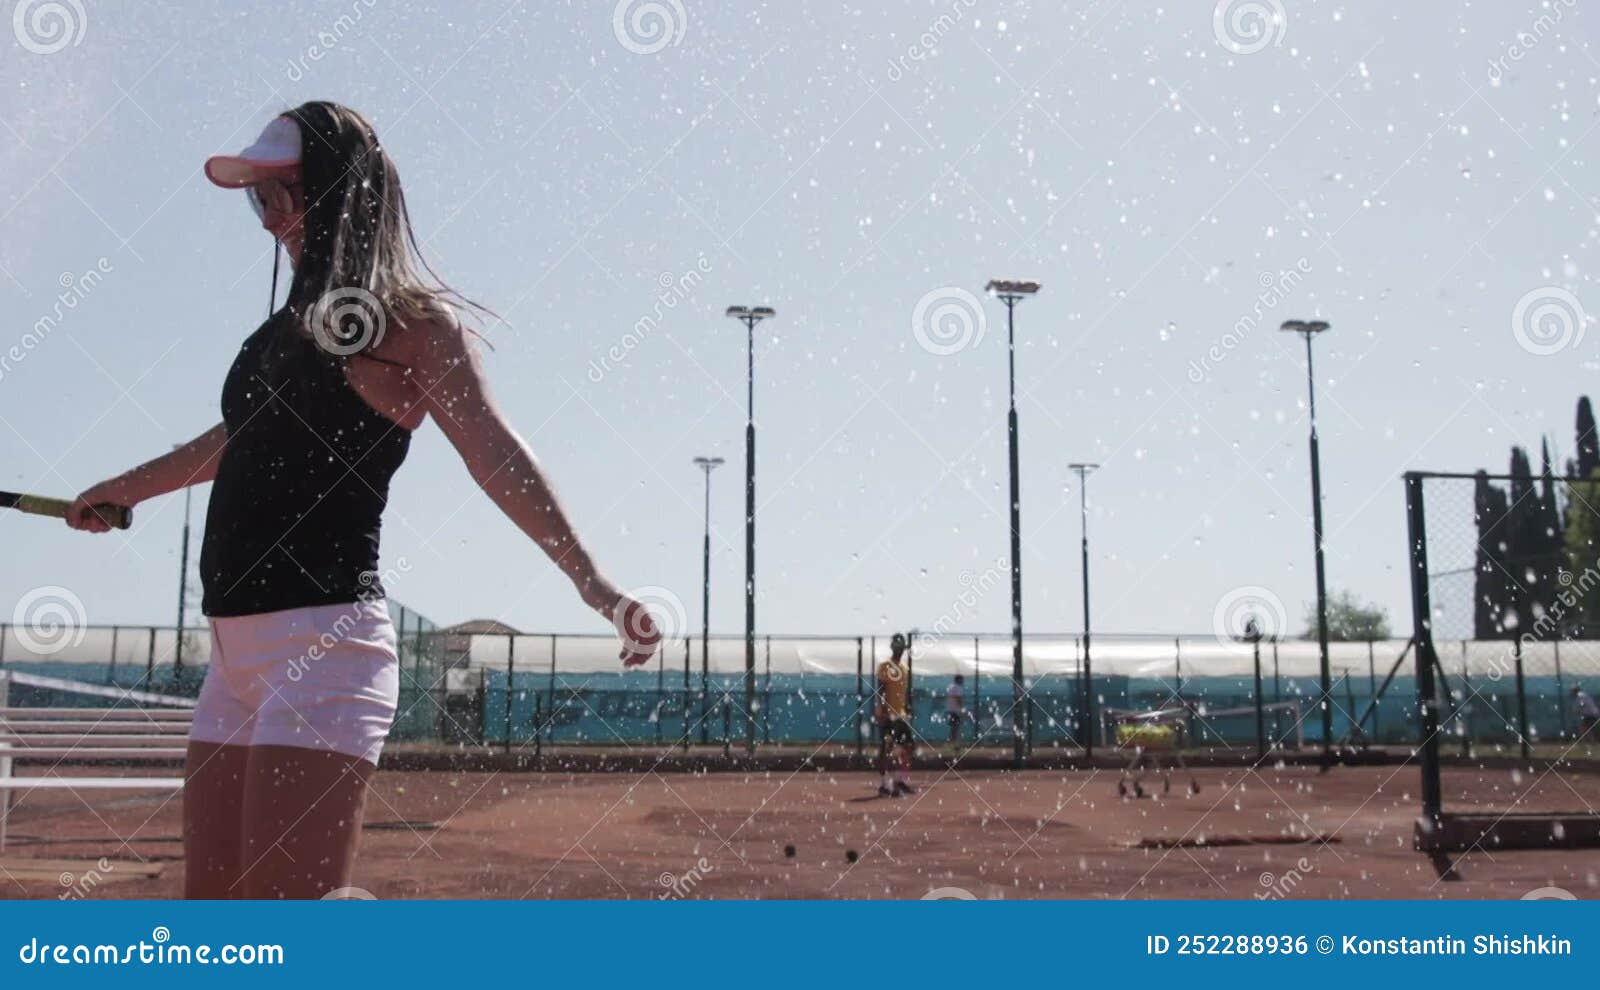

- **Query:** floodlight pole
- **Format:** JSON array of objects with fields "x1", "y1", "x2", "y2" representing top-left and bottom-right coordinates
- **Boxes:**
[
  {"x1": 727, "y1": 306, "x2": 774, "y2": 755},
  {"x1": 693, "y1": 456, "x2": 724, "y2": 745},
  {"x1": 174, "y1": 444, "x2": 192, "y2": 678},
  {"x1": 1283, "y1": 320, "x2": 1334, "y2": 769},
  {"x1": 1069, "y1": 462, "x2": 1099, "y2": 756},
  {"x1": 1238, "y1": 621, "x2": 1266, "y2": 762},
  {"x1": 987, "y1": 280, "x2": 1039, "y2": 769}
]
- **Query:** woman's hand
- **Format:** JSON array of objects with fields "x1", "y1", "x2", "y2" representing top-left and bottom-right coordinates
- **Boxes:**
[
  {"x1": 605, "y1": 588, "x2": 662, "y2": 668},
  {"x1": 571, "y1": 573, "x2": 660, "y2": 667},
  {"x1": 65, "y1": 480, "x2": 136, "y2": 533}
]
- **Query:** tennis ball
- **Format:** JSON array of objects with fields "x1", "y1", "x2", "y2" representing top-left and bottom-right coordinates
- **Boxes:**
[
  {"x1": 845, "y1": 849, "x2": 859, "y2": 863},
  {"x1": 784, "y1": 844, "x2": 796, "y2": 858}
]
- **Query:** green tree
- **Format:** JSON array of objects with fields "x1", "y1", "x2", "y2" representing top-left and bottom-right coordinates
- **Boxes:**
[
  {"x1": 1562, "y1": 466, "x2": 1600, "y2": 637},
  {"x1": 1576, "y1": 397, "x2": 1599, "y2": 478},
  {"x1": 1474, "y1": 470, "x2": 1513, "y2": 638},
  {"x1": 1303, "y1": 589, "x2": 1391, "y2": 641}
]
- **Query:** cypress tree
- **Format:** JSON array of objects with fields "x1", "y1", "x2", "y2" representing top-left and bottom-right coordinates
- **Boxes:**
[
  {"x1": 1533, "y1": 438, "x2": 1565, "y2": 630},
  {"x1": 1507, "y1": 446, "x2": 1538, "y2": 636},
  {"x1": 1474, "y1": 470, "x2": 1513, "y2": 638},
  {"x1": 1577, "y1": 397, "x2": 1599, "y2": 478}
]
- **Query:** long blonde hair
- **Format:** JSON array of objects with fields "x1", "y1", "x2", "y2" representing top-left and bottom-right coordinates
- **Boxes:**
[{"x1": 281, "y1": 100, "x2": 489, "y2": 355}]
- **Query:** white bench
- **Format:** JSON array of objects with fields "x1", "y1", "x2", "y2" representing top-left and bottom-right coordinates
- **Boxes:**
[{"x1": 0, "y1": 672, "x2": 193, "y2": 851}]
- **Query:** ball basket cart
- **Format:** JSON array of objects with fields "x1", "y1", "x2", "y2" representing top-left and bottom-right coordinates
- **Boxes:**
[{"x1": 1106, "y1": 705, "x2": 1202, "y2": 799}]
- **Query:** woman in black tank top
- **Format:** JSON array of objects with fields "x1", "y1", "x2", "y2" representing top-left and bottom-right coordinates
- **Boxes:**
[{"x1": 66, "y1": 102, "x2": 661, "y2": 899}]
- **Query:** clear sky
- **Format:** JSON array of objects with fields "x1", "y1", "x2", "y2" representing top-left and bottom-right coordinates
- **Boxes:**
[{"x1": 1, "y1": 0, "x2": 1596, "y2": 645}]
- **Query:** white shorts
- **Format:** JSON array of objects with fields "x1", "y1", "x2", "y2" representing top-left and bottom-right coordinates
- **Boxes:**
[{"x1": 191, "y1": 599, "x2": 400, "y2": 765}]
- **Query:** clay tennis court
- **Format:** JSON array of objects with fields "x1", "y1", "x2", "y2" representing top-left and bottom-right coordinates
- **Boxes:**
[{"x1": 3, "y1": 762, "x2": 1597, "y2": 899}]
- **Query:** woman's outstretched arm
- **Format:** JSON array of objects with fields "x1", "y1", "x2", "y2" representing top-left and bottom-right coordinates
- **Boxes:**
[
  {"x1": 409, "y1": 313, "x2": 659, "y2": 665},
  {"x1": 65, "y1": 422, "x2": 228, "y2": 532}
]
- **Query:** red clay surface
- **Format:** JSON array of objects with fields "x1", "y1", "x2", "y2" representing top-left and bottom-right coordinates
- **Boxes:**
[{"x1": 3, "y1": 764, "x2": 1598, "y2": 899}]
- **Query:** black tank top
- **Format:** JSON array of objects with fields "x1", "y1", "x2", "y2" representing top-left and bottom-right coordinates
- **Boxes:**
[{"x1": 200, "y1": 312, "x2": 412, "y2": 617}]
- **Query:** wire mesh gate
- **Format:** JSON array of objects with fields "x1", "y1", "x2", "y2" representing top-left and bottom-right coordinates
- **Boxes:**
[{"x1": 1405, "y1": 471, "x2": 1600, "y2": 853}]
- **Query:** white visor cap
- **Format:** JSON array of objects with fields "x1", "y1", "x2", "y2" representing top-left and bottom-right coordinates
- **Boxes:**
[{"x1": 204, "y1": 115, "x2": 302, "y2": 188}]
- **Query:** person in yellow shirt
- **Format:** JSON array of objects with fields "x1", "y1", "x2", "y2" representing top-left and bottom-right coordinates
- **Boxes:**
[{"x1": 875, "y1": 633, "x2": 916, "y2": 796}]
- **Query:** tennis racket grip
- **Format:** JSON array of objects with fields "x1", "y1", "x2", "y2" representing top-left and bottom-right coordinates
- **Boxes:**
[{"x1": 4, "y1": 493, "x2": 133, "y2": 529}]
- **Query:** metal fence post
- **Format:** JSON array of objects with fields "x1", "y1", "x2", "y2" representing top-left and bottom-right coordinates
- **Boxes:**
[
  {"x1": 1080, "y1": 633, "x2": 1093, "y2": 757},
  {"x1": 1272, "y1": 640, "x2": 1281, "y2": 706},
  {"x1": 477, "y1": 668, "x2": 488, "y2": 745},
  {"x1": 973, "y1": 636, "x2": 981, "y2": 745},
  {"x1": 504, "y1": 633, "x2": 514, "y2": 755},
  {"x1": 1405, "y1": 472, "x2": 1443, "y2": 832},
  {"x1": 1253, "y1": 638, "x2": 1266, "y2": 761},
  {"x1": 1554, "y1": 637, "x2": 1567, "y2": 739},
  {"x1": 682, "y1": 636, "x2": 691, "y2": 754},
  {"x1": 855, "y1": 636, "x2": 864, "y2": 759},
  {"x1": 108, "y1": 626, "x2": 120, "y2": 686},
  {"x1": 655, "y1": 637, "x2": 665, "y2": 747},
  {"x1": 699, "y1": 626, "x2": 710, "y2": 745},
  {"x1": 762, "y1": 635, "x2": 772, "y2": 746},
  {"x1": 1460, "y1": 649, "x2": 1473, "y2": 758},
  {"x1": 1513, "y1": 635, "x2": 1531, "y2": 761},
  {"x1": 869, "y1": 636, "x2": 878, "y2": 753},
  {"x1": 1342, "y1": 668, "x2": 1355, "y2": 744},
  {"x1": 546, "y1": 634, "x2": 557, "y2": 751},
  {"x1": 147, "y1": 627, "x2": 156, "y2": 682},
  {"x1": 1174, "y1": 637, "x2": 1182, "y2": 698},
  {"x1": 1022, "y1": 633, "x2": 1034, "y2": 761},
  {"x1": 1367, "y1": 641, "x2": 1378, "y2": 742}
]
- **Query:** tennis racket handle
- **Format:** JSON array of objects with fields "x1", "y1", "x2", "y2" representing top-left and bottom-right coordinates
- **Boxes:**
[{"x1": 86, "y1": 503, "x2": 133, "y2": 530}]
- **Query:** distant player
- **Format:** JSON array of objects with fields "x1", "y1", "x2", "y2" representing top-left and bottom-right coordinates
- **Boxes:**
[
  {"x1": 945, "y1": 673, "x2": 967, "y2": 745},
  {"x1": 1573, "y1": 685, "x2": 1599, "y2": 739},
  {"x1": 875, "y1": 633, "x2": 916, "y2": 796}
]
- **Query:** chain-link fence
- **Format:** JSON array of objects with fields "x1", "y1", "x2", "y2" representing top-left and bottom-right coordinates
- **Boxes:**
[
  {"x1": 1, "y1": 614, "x2": 1433, "y2": 757},
  {"x1": 15, "y1": 563, "x2": 1597, "y2": 763},
  {"x1": 1406, "y1": 471, "x2": 1600, "y2": 840}
]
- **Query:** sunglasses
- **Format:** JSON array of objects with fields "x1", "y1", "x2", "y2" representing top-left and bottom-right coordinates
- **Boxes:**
[{"x1": 246, "y1": 178, "x2": 303, "y2": 222}]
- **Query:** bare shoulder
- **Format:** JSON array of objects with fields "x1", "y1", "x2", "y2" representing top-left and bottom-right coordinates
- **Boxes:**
[{"x1": 380, "y1": 302, "x2": 482, "y2": 378}]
